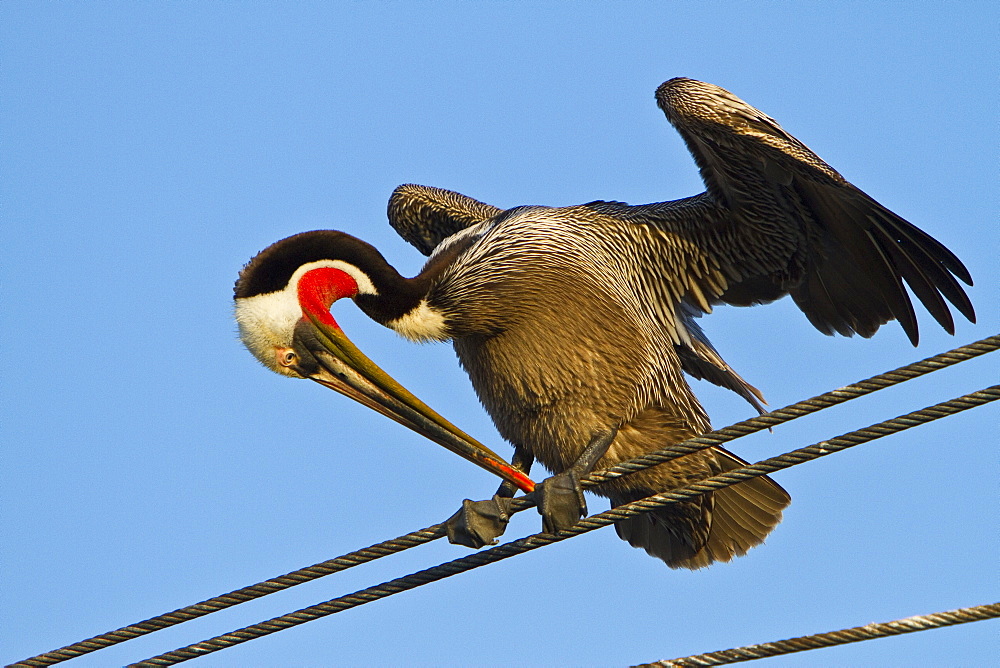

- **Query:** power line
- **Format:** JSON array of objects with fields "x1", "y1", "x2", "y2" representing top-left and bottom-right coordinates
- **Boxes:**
[
  {"x1": 635, "y1": 602, "x2": 1000, "y2": 666},
  {"x1": 12, "y1": 334, "x2": 997, "y2": 668},
  {"x1": 127, "y1": 385, "x2": 999, "y2": 666}
]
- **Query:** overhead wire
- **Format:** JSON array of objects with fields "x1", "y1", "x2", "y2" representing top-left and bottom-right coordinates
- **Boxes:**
[
  {"x1": 634, "y1": 602, "x2": 1000, "y2": 667},
  {"x1": 126, "y1": 384, "x2": 999, "y2": 666},
  {"x1": 9, "y1": 334, "x2": 998, "y2": 667},
  {"x1": 590, "y1": 333, "x2": 999, "y2": 483}
]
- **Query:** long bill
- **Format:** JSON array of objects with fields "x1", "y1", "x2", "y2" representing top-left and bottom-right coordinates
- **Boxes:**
[{"x1": 290, "y1": 314, "x2": 535, "y2": 493}]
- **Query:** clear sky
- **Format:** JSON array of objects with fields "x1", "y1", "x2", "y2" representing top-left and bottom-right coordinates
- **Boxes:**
[{"x1": 3, "y1": 3, "x2": 997, "y2": 666}]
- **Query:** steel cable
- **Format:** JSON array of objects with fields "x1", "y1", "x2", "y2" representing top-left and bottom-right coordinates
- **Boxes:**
[
  {"x1": 126, "y1": 385, "x2": 999, "y2": 666},
  {"x1": 634, "y1": 602, "x2": 1000, "y2": 666},
  {"x1": 589, "y1": 333, "x2": 1000, "y2": 483},
  {"x1": 9, "y1": 335, "x2": 997, "y2": 667}
]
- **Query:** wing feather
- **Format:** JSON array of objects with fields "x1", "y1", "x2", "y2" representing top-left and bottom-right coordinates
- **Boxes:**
[
  {"x1": 591, "y1": 78, "x2": 974, "y2": 345},
  {"x1": 676, "y1": 304, "x2": 766, "y2": 414},
  {"x1": 388, "y1": 184, "x2": 503, "y2": 256}
]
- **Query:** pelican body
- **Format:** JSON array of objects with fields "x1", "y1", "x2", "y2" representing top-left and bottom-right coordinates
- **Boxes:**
[{"x1": 235, "y1": 78, "x2": 974, "y2": 569}]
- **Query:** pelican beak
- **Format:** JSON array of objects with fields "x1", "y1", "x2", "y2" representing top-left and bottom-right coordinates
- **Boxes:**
[{"x1": 285, "y1": 314, "x2": 535, "y2": 493}]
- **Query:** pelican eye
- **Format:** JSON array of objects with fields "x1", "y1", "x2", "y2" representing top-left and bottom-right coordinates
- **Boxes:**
[{"x1": 278, "y1": 350, "x2": 298, "y2": 367}]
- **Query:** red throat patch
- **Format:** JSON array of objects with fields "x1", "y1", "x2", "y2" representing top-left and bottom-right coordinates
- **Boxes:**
[{"x1": 297, "y1": 267, "x2": 359, "y2": 327}]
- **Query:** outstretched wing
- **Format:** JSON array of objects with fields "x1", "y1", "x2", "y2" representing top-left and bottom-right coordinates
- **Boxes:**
[
  {"x1": 591, "y1": 77, "x2": 975, "y2": 345},
  {"x1": 388, "y1": 184, "x2": 504, "y2": 256}
]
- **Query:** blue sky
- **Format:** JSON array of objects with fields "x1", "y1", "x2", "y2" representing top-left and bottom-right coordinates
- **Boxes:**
[{"x1": 3, "y1": 3, "x2": 997, "y2": 666}]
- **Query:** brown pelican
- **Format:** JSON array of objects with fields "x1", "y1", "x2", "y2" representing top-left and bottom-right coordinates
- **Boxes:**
[{"x1": 234, "y1": 78, "x2": 974, "y2": 569}]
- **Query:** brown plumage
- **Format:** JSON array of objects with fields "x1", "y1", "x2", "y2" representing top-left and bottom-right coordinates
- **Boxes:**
[
  {"x1": 380, "y1": 78, "x2": 972, "y2": 567},
  {"x1": 236, "y1": 78, "x2": 973, "y2": 569}
]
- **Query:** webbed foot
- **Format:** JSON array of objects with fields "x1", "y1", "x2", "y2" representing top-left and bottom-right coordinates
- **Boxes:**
[
  {"x1": 445, "y1": 495, "x2": 514, "y2": 548},
  {"x1": 529, "y1": 471, "x2": 588, "y2": 534}
]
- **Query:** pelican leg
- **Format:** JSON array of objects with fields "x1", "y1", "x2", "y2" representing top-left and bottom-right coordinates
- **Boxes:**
[
  {"x1": 446, "y1": 446, "x2": 533, "y2": 548},
  {"x1": 494, "y1": 446, "x2": 534, "y2": 500},
  {"x1": 530, "y1": 427, "x2": 618, "y2": 534}
]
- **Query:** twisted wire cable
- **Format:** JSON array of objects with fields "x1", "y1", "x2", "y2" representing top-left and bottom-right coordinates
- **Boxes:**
[
  {"x1": 9, "y1": 335, "x2": 997, "y2": 667},
  {"x1": 634, "y1": 602, "x2": 1000, "y2": 666},
  {"x1": 590, "y1": 333, "x2": 1000, "y2": 483},
  {"x1": 126, "y1": 385, "x2": 999, "y2": 666}
]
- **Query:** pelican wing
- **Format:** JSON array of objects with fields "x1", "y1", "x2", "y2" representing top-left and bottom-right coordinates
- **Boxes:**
[
  {"x1": 590, "y1": 78, "x2": 974, "y2": 345},
  {"x1": 388, "y1": 184, "x2": 504, "y2": 256},
  {"x1": 676, "y1": 303, "x2": 766, "y2": 414}
]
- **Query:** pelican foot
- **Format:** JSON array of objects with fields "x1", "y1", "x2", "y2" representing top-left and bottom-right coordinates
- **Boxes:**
[
  {"x1": 445, "y1": 495, "x2": 514, "y2": 548},
  {"x1": 530, "y1": 471, "x2": 588, "y2": 534}
]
